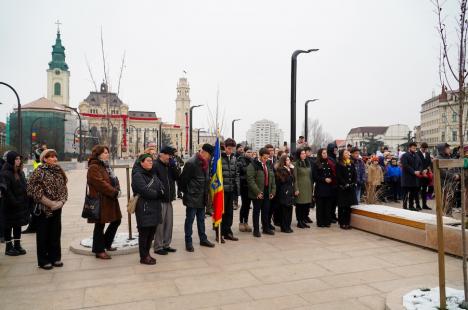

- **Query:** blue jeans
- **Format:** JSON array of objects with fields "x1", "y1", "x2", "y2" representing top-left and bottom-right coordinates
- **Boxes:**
[
  {"x1": 184, "y1": 207, "x2": 208, "y2": 245},
  {"x1": 355, "y1": 184, "x2": 362, "y2": 204}
]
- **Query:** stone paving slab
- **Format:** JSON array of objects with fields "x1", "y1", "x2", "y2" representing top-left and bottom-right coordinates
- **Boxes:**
[{"x1": 0, "y1": 169, "x2": 465, "y2": 309}]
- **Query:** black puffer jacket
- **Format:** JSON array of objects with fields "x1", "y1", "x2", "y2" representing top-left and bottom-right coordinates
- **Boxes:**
[
  {"x1": 221, "y1": 152, "x2": 239, "y2": 194},
  {"x1": 1, "y1": 161, "x2": 29, "y2": 226},
  {"x1": 237, "y1": 155, "x2": 251, "y2": 189},
  {"x1": 132, "y1": 163, "x2": 164, "y2": 228},
  {"x1": 179, "y1": 155, "x2": 210, "y2": 209},
  {"x1": 152, "y1": 158, "x2": 180, "y2": 202},
  {"x1": 275, "y1": 166, "x2": 295, "y2": 206}
]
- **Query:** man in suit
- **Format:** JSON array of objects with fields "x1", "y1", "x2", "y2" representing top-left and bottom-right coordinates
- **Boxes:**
[{"x1": 416, "y1": 142, "x2": 432, "y2": 210}]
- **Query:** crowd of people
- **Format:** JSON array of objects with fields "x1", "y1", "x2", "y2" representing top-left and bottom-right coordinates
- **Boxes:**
[{"x1": 0, "y1": 137, "x2": 463, "y2": 268}]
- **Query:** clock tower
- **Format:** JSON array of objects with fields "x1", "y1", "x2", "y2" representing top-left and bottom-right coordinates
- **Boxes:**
[
  {"x1": 47, "y1": 23, "x2": 70, "y2": 106},
  {"x1": 175, "y1": 77, "x2": 190, "y2": 127}
]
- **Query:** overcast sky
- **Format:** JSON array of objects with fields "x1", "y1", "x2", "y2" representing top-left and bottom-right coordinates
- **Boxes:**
[{"x1": 0, "y1": 0, "x2": 458, "y2": 142}]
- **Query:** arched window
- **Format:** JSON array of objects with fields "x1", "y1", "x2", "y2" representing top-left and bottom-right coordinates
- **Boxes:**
[{"x1": 54, "y1": 82, "x2": 61, "y2": 96}]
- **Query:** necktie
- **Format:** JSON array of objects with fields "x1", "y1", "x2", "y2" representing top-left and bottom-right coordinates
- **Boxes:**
[{"x1": 263, "y1": 162, "x2": 269, "y2": 187}]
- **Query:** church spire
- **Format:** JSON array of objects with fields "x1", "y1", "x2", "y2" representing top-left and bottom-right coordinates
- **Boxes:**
[{"x1": 48, "y1": 21, "x2": 69, "y2": 71}]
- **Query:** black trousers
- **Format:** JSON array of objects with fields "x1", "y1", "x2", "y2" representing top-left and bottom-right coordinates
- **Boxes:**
[
  {"x1": 92, "y1": 219, "x2": 121, "y2": 253},
  {"x1": 338, "y1": 203, "x2": 352, "y2": 226},
  {"x1": 402, "y1": 186, "x2": 420, "y2": 209},
  {"x1": 420, "y1": 182, "x2": 429, "y2": 208},
  {"x1": 4, "y1": 225, "x2": 21, "y2": 242},
  {"x1": 239, "y1": 186, "x2": 251, "y2": 224},
  {"x1": 330, "y1": 190, "x2": 338, "y2": 220},
  {"x1": 295, "y1": 203, "x2": 309, "y2": 223},
  {"x1": 273, "y1": 199, "x2": 282, "y2": 226},
  {"x1": 280, "y1": 204, "x2": 293, "y2": 230},
  {"x1": 252, "y1": 189, "x2": 270, "y2": 232},
  {"x1": 222, "y1": 191, "x2": 234, "y2": 236},
  {"x1": 316, "y1": 197, "x2": 333, "y2": 226},
  {"x1": 269, "y1": 197, "x2": 278, "y2": 226},
  {"x1": 138, "y1": 226, "x2": 157, "y2": 259},
  {"x1": 36, "y1": 209, "x2": 62, "y2": 267}
]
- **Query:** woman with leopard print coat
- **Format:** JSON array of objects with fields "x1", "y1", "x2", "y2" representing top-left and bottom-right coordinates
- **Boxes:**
[{"x1": 27, "y1": 149, "x2": 68, "y2": 270}]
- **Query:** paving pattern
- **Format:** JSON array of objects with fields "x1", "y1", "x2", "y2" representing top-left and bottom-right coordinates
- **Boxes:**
[{"x1": 0, "y1": 169, "x2": 464, "y2": 309}]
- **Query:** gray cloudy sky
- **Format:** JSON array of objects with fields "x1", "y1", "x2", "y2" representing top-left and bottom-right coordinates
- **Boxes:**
[{"x1": 0, "y1": 0, "x2": 455, "y2": 142}]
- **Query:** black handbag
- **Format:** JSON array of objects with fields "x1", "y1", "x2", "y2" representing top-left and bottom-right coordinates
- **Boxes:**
[{"x1": 81, "y1": 184, "x2": 101, "y2": 221}]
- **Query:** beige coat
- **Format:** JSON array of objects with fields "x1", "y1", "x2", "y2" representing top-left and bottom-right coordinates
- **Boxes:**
[{"x1": 367, "y1": 164, "x2": 384, "y2": 186}]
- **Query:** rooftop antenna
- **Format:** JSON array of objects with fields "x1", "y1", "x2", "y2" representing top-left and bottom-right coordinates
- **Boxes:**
[{"x1": 100, "y1": 26, "x2": 108, "y2": 86}]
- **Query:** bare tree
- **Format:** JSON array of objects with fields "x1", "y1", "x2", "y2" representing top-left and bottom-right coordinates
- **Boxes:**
[
  {"x1": 434, "y1": 0, "x2": 468, "y2": 306},
  {"x1": 302, "y1": 118, "x2": 333, "y2": 152}
]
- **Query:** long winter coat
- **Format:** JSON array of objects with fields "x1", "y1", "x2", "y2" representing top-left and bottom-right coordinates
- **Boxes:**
[
  {"x1": 221, "y1": 152, "x2": 240, "y2": 194},
  {"x1": 400, "y1": 151, "x2": 422, "y2": 188},
  {"x1": 246, "y1": 159, "x2": 276, "y2": 200},
  {"x1": 275, "y1": 166, "x2": 295, "y2": 206},
  {"x1": 86, "y1": 159, "x2": 122, "y2": 224},
  {"x1": 367, "y1": 164, "x2": 384, "y2": 186},
  {"x1": 336, "y1": 161, "x2": 357, "y2": 207},
  {"x1": 179, "y1": 155, "x2": 210, "y2": 209},
  {"x1": 312, "y1": 159, "x2": 336, "y2": 198},
  {"x1": 293, "y1": 160, "x2": 312, "y2": 204},
  {"x1": 237, "y1": 155, "x2": 252, "y2": 189},
  {"x1": 132, "y1": 163, "x2": 164, "y2": 228},
  {"x1": 152, "y1": 158, "x2": 180, "y2": 203},
  {"x1": 1, "y1": 162, "x2": 29, "y2": 226}
]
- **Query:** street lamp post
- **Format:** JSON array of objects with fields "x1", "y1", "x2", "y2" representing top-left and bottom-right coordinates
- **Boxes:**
[
  {"x1": 231, "y1": 119, "x2": 241, "y2": 140},
  {"x1": 30, "y1": 117, "x2": 44, "y2": 153},
  {"x1": 189, "y1": 105, "x2": 203, "y2": 156},
  {"x1": 304, "y1": 99, "x2": 318, "y2": 143},
  {"x1": 62, "y1": 106, "x2": 83, "y2": 162},
  {"x1": 290, "y1": 49, "x2": 319, "y2": 153},
  {"x1": 0, "y1": 82, "x2": 22, "y2": 156}
]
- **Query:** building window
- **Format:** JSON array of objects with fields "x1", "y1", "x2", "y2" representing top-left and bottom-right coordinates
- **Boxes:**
[
  {"x1": 452, "y1": 112, "x2": 457, "y2": 122},
  {"x1": 441, "y1": 132, "x2": 445, "y2": 142},
  {"x1": 452, "y1": 131, "x2": 457, "y2": 142},
  {"x1": 54, "y1": 82, "x2": 61, "y2": 96}
]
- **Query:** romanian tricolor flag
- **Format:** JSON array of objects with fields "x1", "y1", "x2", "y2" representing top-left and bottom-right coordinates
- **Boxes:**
[{"x1": 210, "y1": 137, "x2": 224, "y2": 227}]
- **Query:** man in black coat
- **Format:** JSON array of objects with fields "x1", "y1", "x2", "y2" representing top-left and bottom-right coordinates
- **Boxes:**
[
  {"x1": 237, "y1": 147, "x2": 253, "y2": 232},
  {"x1": 152, "y1": 146, "x2": 180, "y2": 255},
  {"x1": 179, "y1": 144, "x2": 216, "y2": 252},
  {"x1": 416, "y1": 142, "x2": 432, "y2": 210},
  {"x1": 401, "y1": 142, "x2": 423, "y2": 211},
  {"x1": 219, "y1": 138, "x2": 240, "y2": 242}
]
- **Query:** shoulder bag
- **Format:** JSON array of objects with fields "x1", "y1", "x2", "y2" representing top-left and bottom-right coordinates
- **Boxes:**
[{"x1": 127, "y1": 177, "x2": 154, "y2": 214}]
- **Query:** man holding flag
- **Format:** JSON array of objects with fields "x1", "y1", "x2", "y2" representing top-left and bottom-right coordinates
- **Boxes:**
[{"x1": 179, "y1": 144, "x2": 216, "y2": 252}]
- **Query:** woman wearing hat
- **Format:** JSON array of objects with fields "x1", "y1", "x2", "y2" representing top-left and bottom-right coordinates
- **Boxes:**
[
  {"x1": 1, "y1": 151, "x2": 30, "y2": 256},
  {"x1": 27, "y1": 149, "x2": 68, "y2": 269},
  {"x1": 132, "y1": 153, "x2": 165, "y2": 265},
  {"x1": 87, "y1": 145, "x2": 122, "y2": 260}
]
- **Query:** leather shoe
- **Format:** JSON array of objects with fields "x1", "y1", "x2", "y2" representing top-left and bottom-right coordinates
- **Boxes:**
[
  {"x1": 140, "y1": 256, "x2": 156, "y2": 265},
  {"x1": 155, "y1": 249, "x2": 168, "y2": 255},
  {"x1": 224, "y1": 234, "x2": 239, "y2": 241},
  {"x1": 305, "y1": 217, "x2": 314, "y2": 223},
  {"x1": 269, "y1": 224, "x2": 276, "y2": 231},
  {"x1": 200, "y1": 240, "x2": 215, "y2": 248},
  {"x1": 263, "y1": 230, "x2": 275, "y2": 235},
  {"x1": 52, "y1": 261, "x2": 64, "y2": 267},
  {"x1": 297, "y1": 222, "x2": 306, "y2": 229},
  {"x1": 39, "y1": 264, "x2": 53, "y2": 270},
  {"x1": 216, "y1": 236, "x2": 225, "y2": 243},
  {"x1": 253, "y1": 231, "x2": 261, "y2": 238},
  {"x1": 164, "y1": 247, "x2": 177, "y2": 253},
  {"x1": 95, "y1": 252, "x2": 112, "y2": 259},
  {"x1": 186, "y1": 244, "x2": 194, "y2": 252}
]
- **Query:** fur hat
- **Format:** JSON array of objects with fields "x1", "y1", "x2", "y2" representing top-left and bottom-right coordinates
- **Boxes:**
[{"x1": 40, "y1": 149, "x2": 57, "y2": 163}]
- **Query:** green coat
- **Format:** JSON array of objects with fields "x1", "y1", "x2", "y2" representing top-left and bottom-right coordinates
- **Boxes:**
[
  {"x1": 294, "y1": 160, "x2": 312, "y2": 204},
  {"x1": 246, "y1": 159, "x2": 276, "y2": 200}
]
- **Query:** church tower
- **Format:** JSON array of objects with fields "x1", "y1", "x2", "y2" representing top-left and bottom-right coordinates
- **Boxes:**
[
  {"x1": 47, "y1": 24, "x2": 70, "y2": 106},
  {"x1": 175, "y1": 77, "x2": 190, "y2": 127}
]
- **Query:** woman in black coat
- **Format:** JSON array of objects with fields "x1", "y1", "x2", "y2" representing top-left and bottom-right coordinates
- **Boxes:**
[
  {"x1": 1, "y1": 151, "x2": 29, "y2": 256},
  {"x1": 132, "y1": 154, "x2": 164, "y2": 265},
  {"x1": 336, "y1": 149, "x2": 357, "y2": 230},
  {"x1": 312, "y1": 148, "x2": 336, "y2": 228},
  {"x1": 275, "y1": 154, "x2": 295, "y2": 233}
]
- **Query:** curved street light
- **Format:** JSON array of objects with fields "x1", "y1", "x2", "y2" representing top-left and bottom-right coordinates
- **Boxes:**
[
  {"x1": 231, "y1": 119, "x2": 241, "y2": 140},
  {"x1": 189, "y1": 105, "x2": 203, "y2": 156},
  {"x1": 0, "y1": 82, "x2": 22, "y2": 156},
  {"x1": 304, "y1": 99, "x2": 319, "y2": 143},
  {"x1": 290, "y1": 49, "x2": 319, "y2": 153}
]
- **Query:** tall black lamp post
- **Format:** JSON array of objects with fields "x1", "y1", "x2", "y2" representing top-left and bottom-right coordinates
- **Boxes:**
[
  {"x1": 0, "y1": 82, "x2": 22, "y2": 156},
  {"x1": 189, "y1": 105, "x2": 203, "y2": 156},
  {"x1": 290, "y1": 49, "x2": 319, "y2": 153},
  {"x1": 304, "y1": 99, "x2": 318, "y2": 143},
  {"x1": 231, "y1": 119, "x2": 241, "y2": 140}
]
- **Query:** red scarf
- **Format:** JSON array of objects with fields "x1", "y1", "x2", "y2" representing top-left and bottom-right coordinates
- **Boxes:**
[{"x1": 197, "y1": 153, "x2": 209, "y2": 172}]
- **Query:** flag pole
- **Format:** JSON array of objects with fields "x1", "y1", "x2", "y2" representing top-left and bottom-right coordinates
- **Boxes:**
[{"x1": 218, "y1": 225, "x2": 221, "y2": 244}]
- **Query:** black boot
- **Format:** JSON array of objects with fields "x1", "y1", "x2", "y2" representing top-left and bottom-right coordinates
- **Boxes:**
[
  {"x1": 5, "y1": 241, "x2": 19, "y2": 256},
  {"x1": 14, "y1": 239, "x2": 27, "y2": 255}
]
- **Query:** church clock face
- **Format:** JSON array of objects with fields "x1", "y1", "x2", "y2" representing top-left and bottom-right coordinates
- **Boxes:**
[{"x1": 55, "y1": 70, "x2": 60, "y2": 75}]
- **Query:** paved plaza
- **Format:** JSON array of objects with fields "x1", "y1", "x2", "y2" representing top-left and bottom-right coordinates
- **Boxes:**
[{"x1": 0, "y1": 168, "x2": 465, "y2": 310}]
